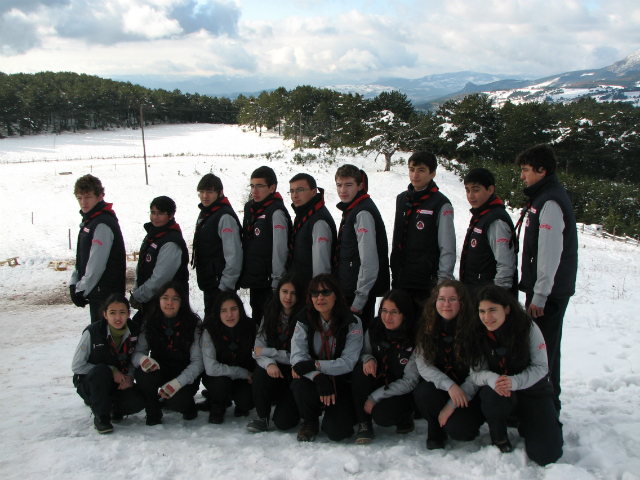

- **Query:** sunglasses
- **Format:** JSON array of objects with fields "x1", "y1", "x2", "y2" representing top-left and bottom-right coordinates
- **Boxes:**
[{"x1": 310, "y1": 289, "x2": 333, "y2": 298}]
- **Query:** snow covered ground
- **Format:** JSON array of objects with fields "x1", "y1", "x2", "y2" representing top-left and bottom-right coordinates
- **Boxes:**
[{"x1": 1, "y1": 125, "x2": 639, "y2": 480}]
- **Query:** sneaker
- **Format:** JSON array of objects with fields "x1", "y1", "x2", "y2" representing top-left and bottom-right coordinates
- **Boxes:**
[
  {"x1": 234, "y1": 406, "x2": 250, "y2": 418},
  {"x1": 145, "y1": 412, "x2": 163, "y2": 426},
  {"x1": 297, "y1": 420, "x2": 319, "y2": 442},
  {"x1": 355, "y1": 422, "x2": 374, "y2": 444},
  {"x1": 94, "y1": 415, "x2": 114, "y2": 434},
  {"x1": 396, "y1": 415, "x2": 415, "y2": 434},
  {"x1": 246, "y1": 417, "x2": 269, "y2": 433},
  {"x1": 493, "y1": 438, "x2": 514, "y2": 453},
  {"x1": 209, "y1": 407, "x2": 225, "y2": 424}
]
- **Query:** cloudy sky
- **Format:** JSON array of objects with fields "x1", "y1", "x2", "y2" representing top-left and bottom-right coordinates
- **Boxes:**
[{"x1": 1, "y1": 0, "x2": 640, "y2": 85}]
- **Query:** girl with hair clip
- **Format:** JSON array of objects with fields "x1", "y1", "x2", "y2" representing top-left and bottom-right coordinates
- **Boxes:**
[
  {"x1": 463, "y1": 284, "x2": 562, "y2": 466},
  {"x1": 351, "y1": 288, "x2": 419, "y2": 444},
  {"x1": 72, "y1": 293, "x2": 145, "y2": 434},
  {"x1": 133, "y1": 281, "x2": 203, "y2": 426},
  {"x1": 290, "y1": 274, "x2": 364, "y2": 442},
  {"x1": 412, "y1": 280, "x2": 485, "y2": 450},
  {"x1": 247, "y1": 273, "x2": 304, "y2": 433},
  {"x1": 200, "y1": 291, "x2": 257, "y2": 424}
]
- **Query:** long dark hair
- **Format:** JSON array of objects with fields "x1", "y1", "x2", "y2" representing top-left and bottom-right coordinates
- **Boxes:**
[
  {"x1": 100, "y1": 293, "x2": 130, "y2": 318},
  {"x1": 305, "y1": 274, "x2": 351, "y2": 332},
  {"x1": 258, "y1": 273, "x2": 305, "y2": 346},
  {"x1": 142, "y1": 281, "x2": 200, "y2": 355},
  {"x1": 415, "y1": 280, "x2": 475, "y2": 366},
  {"x1": 458, "y1": 284, "x2": 532, "y2": 372},
  {"x1": 201, "y1": 291, "x2": 254, "y2": 360},
  {"x1": 368, "y1": 289, "x2": 416, "y2": 349}
]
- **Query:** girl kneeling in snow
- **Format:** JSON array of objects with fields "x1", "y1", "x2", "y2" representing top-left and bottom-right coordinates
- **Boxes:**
[
  {"x1": 465, "y1": 285, "x2": 563, "y2": 466},
  {"x1": 412, "y1": 280, "x2": 485, "y2": 450},
  {"x1": 351, "y1": 288, "x2": 419, "y2": 444},
  {"x1": 290, "y1": 274, "x2": 364, "y2": 442},
  {"x1": 133, "y1": 281, "x2": 203, "y2": 425},
  {"x1": 200, "y1": 291, "x2": 257, "y2": 424},
  {"x1": 72, "y1": 294, "x2": 145, "y2": 434},
  {"x1": 247, "y1": 273, "x2": 304, "y2": 433}
]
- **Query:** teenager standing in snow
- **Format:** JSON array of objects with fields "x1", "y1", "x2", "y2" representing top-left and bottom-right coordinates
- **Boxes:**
[
  {"x1": 286, "y1": 173, "x2": 336, "y2": 291},
  {"x1": 131, "y1": 196, "x2": 189, "y2": 321},
  {"x1": 192, "y1": 174, "x2": 243, "y2": 317},
  {"x1": 333, "y1": 165, "x2": 389, "y2": 329},
  {"x1": 200, "y1": 291, "x2": 257, "y2": 424},
  {"x1": 459, "y1": 168, "x2": 517, "y2": 297},
  {"x1": 238, "y1": 166, "x2": 291, "y2": 323},
  {"x1": 390, "y1": 151, "x2": 456, "y2": 310},
  {"x1": 290, "y1": 274, "x2": 363, "y2": 442},
  {"x1": 515, "y1": 144, "x2": 578, "y2": 413},
  {"x1": 351, "y1": 288, "x2": 418, "y2": 444},
  {"x1": 133, "y1": 281, "x2": 203, "y2": 425},
  {"x1": 72, "y1": 294, "x2": 144, "y2": 433},
  {"x1": 247, "y1": 273, "x2": 305, "y2": 432},
  {"x1": 412, "y1": 280, "x2": 484, "y2": 450},
  {"x1": 465, "y1": 285, "x2": 563, "y2": 466},
  {"x1": 70, "y1": 175, "x2": 126, "y2": 324}
]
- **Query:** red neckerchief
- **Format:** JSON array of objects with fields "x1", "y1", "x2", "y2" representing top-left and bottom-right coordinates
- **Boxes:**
[
  {"x1": 487, "y1": 330, "x2": 508, "y2": 375},
  {"x1": 108, "y1": 328, "x2": 132, "y2": 374},
  {"x1": 276, "y1": 314, "x2": 291, "y2": 351},
  {"x1": 440, "y1": 330, "x2": 458, "y2": 382},
  {"x1": 222, "y1": 329, "x2": 240, "y2": 363},
  {"x1": 246, "y1": 192, "x2": 283, "y2": 239},
  {"x1": 161, "y1": 321, "x2": 181, "y2": 352},
  {"x1": 379, "y1": 337, "x2": 404, "y2": 388},
  {"x1": 459, "y1": 195, "x2": 506, "y2": 279},
  {"x1": 139, "y1": 222, "x2": 182, "y2": 264},
  {"x1": 82, "y1": 202, "x2": 117, "y2": 226},
  {"x1": 398, "y1": 183, "x2": 439, "y2": 263},
  {"x1": 332, "y1": 192, "x2": 370, "y2": 268},
  {"x1": 191, "y1": 197, "x2": 233, "y2": 267},
  {"x1": 318, "y1": 322, "x2": 335, "y2": 361},
  {"x1": 286, "y1": 190, "x2": 325, "y2": 269}
]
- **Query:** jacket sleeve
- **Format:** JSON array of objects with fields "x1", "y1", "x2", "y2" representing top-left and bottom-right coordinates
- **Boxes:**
[
  {"x1": 436, "y1": 202, "x2": 456, "y2": 282},
  {"x1": 468, "y1": 358, "x2": 500, "y2": 390},
  {"x1": 415, "y1": 347, "x2": 455, "y2": 392},
  {"x1": 131, "y1": 331, "x2": 150, "y2": 368},
  {"x1": 509, "y1": 323, "x2": 549, "y2": 390},
  {"x1": 290, "y1": 321, "x2": 312, "y2": 367},
  {"x1": 217, "y1": 214, "x2": 243, "y2": 292},
  {"x1": 271, "y1": 210, "x2": 289, "y2": 288},
  {"x1": 315, "y1": 317, "x2": 363, "y2": 378},
  {"x1": 370, "y1": 354, "x2": 420, "y2": 403},
  {"x1": 352, "y1": 211, "x2": 379, "y2": 311},
  {"x1": 201, "y1": 329, "x2": 249, "y2": 380},
  {"x1": 359, "y1": 331, "x2": 375, "y2": 364},
  {"x1": 71, "y1": 330, "x2": 95, "y2": 375},
  {"x1": 175, "y1": 330, "x2": 204, "y2": 386},
  {"x1": 488, "y1": 219, "x2": 517, "y2": 289},
  {"x1": 75, "y1": 223, "x2": 114, "y2": 296},
  {"x1": 532, "y1": 200, "x2": 565, "y2": 308},
  {"x1": 253, "y1": 321, "x2": 291, "y2": 369},
  {"x1": 311, "y1": 220, "x2": 333, "y2": 276},
  {"x1": 132, "y1": 242, "x2": 182, "y2": 303}
]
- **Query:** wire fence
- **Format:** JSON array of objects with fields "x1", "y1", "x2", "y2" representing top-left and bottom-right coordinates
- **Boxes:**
[{"x1": 579, "y1": 223, "x2": 640, "y2": 247}]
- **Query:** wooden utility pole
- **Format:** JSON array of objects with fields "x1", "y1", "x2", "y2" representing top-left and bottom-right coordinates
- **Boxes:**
[{"x1": 140, "y1": 105, "x2": 149, "y2": 185}]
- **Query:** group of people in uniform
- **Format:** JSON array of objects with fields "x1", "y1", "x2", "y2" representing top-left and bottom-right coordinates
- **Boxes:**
[{"x1": 71, "y1": 145, "x2": 577, "y2": 467}]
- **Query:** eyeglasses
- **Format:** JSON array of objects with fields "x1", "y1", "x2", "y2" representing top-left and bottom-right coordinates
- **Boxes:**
[
  {"x1": 150, "y1": 211, "x2": 169, "y2": 217},
  {"x1": 310, "y1": 289, "x2": 334, "y2": 298},
  {"x1": 160, "y1": 296, "x2": 181, "y2": 303},
  {"x1": 289, "y1": 187, "x2": 310, "y2": 195},
  {"x1": 249, "y1": 184, "x2": 269, "y2": 190},
  {"x1": 198, "y1": 189, "x2": 216, "y2": 195}
]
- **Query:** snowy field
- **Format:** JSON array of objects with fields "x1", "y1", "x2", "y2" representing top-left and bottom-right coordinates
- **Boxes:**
[{"x1": 1, "y1": 124, "x2": 639, "y2": 480}]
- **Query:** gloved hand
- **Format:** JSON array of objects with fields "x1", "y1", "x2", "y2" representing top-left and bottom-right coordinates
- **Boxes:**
[
  {"x1": 293, "y1": 360, "x2": 316, "y2": 377},
  {"x1": 313, "y1": 373, "x2": 334, "y2": 396},
  {"x1": 70, "y1": 285, "x2": 88, "y2": 307},
  {"x1": 140, "y1": 355, "x2": 160, "y2": 372},
  {"x1": 159, "y1": 378, "x2": 182, "y2": 399}
]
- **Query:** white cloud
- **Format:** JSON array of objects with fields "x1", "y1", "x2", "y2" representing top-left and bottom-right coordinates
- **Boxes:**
[{"x1": 122, "y1": 4, "x2": 182, "y2": 38}]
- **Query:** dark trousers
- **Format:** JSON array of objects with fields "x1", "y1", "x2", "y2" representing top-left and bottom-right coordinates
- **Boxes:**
[
  {"x1": 402, "y1": 287, "x2": 434, "y2": 319},
  {"x1": 345, "y1": 295, "x2": 377, "y2": 332},
  {"x1": 291, "y1": 377, "x2": 357, "y2": 441},
  {"x1": 75, "y1": 364, "x2": 145, "y2": 417},
  {"x1": 203, "y1": 288, "x2": 223, "y2": 319},
  {"x1": 252, "y1": 364, "x2": 300, "y2": 430},
  {"x1": 351, "y1": 367, "x2": 413, "y2": 426},
  {"x1": 135, "y1": 366, "x2": 199, "y2": 415},
  {"x1": 89, "y1": 301, "x2": 105, "y2": 324},
  {"x1": 250, "y1": 287, "x2": 272, "y2": 323},
  {"x1": 479, "y1": 380, "x2": 563, "y2": 466},
  {"x1": 413, "y1": 380, "x2": 484, "y2": 442},
  {"x1": 526, "y1": 294, "x2": 570, "y2": 413},
  {"x1": 202, "y1": 375, "x2": 254, "y2": 413}
]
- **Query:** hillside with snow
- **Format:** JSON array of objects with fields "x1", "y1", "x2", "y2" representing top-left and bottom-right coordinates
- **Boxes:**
[{"x1": 0, "y1": 125, "x2": 639, "y2": 480}]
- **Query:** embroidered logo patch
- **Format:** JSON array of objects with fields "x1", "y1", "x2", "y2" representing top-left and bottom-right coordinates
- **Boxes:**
[
  {"x1": 222, "y1": 228, "x2": 234, "y2": 233},
  {"x1": 417, "y1": 209, "x2": 433, "y2": 215},
  {"x1": 497, "y1": 237, "x2": 509, "y2": 244},
  {"x1": 538, "y1": 343, "x2": 546, "y2": 350},
  {"x1": 146, "y1": 254, "x2": 152, "y2": 262},
  {"x1": 274, "y1": 224, "x2": 285, "y2": 230},
  {"x1": 204, "y1": 342, "x2": 210, "y2": 348},
  {"x1": 540, "y1": 224, "x2": 552, "y2": 230},
  {"x1": 92, "y1": 239, "x2": 103, "y2": 245},
  {"x1": 130, "y1": 337, "x2": 137, "y2": 342},
  {"x1": 258, "y1": 215, "x2": 266, "y2": 219},
  {"x1": 350, "y1": 329, "x2": 363, "y2": 335},
  {"x1": 530, "y1": 207, "x2": 537, "y2": 214},
  {"x1": 151, "y1": 243, "x2": 158, "y2": 249},
  {"x1": 400, "y1": 358, "x2": 408, "y2": 365},
  {"x1": 416, "y1": 221, "x2": 425, "y2": 230},
  {"x1": 406, "y1": 347, "x2": 413, "y2": 352},
  {"x1": 318, "y1": 237, "x2": 329, "y2": 243},
  {"x1": 473, "y1": 227, "x2": 482, "y2": 234},
  {"x1": 357, "y1": 228, "x2": 369, "y2": 234},
  {"x1": 295, "y1": 326, "x2": 300, "y2": 333},
  {"x1": 471, "y1": 238, "x2": 478, "y2": 248},
  {"x1": 81, "y1": 345, "x2": 87, "y2": 351},
  {"x1": 442, "y1": 209, "x2": 453, "y2": 217},
  {"x1": 83, "y1": 227, "x2": 90, "y2": 233},
  {"x1": 254, "y1": 227, "x2": 260, "y2": 236}
]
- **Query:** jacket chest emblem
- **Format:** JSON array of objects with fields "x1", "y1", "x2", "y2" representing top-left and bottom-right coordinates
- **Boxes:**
[
  {"x1": 399, "y1": 358, "x2": 408, "y2": 365},
  {"x1": 254, "y1": 227, "x2": 261, "y2": 236},
  {"x1": 473, "y1": 227, "x2": 482, "y2": 234},
  {"x1": 150, "y1": 243, "x2": 158, "y2": 249},
  {"x1": 83, "y1": 227, "x2": 90, "y2": 233},
  {"x1": 470, "y1": 238, "x2": 478, "y2": 248},
  {"x1": 417, "y1": 209, "x2": 433, "y2": 215},
  {"x1": 416, "y1": 221, "x2": 425, "y2": 230},
  {"x1": 146, "y1": 254, "x2": 152, "y2": 262},
  {"x1": 258, "y1": 215, "x2": 266, "y2": 219}
]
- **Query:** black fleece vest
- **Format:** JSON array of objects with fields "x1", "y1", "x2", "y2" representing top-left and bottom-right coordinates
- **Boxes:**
[
  {"x1": 334, "y1": 197, "x2": 390, "y2": 298},
  {"x1": 370, "y1": 334, "x2": 414, "y2": 383},
  {"x1": 85, "y1": 319, "x2": 140, "y2": 373},
  {"x1": 76, "y1": 201, "x2": 126, "y2": 300},
  {"x1": 390, "y1": 188, "x2": 450, "y2": 290},
  {"x1": 137, "y1": 222, "x2": 190, "y2": 291},
  {"x1": 239, "y1": 198, "x2": 291, "y2": 289},
  {"x1": 519, "y1": 174, "x2": 578, "y2": 298},
  {"x1": 193, "y1": 202, "x2": 242, "y2": 291}
]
